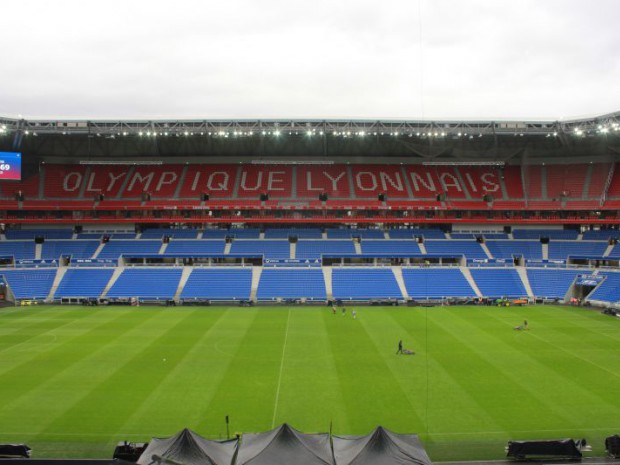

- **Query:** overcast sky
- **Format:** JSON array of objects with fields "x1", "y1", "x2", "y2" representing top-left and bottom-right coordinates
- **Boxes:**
[{"x1": 2, "y1": 0, "x2": 619, "y2": 120}]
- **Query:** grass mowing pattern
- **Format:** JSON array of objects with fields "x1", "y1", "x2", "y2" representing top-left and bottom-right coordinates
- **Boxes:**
[{"x1": 0, "y1": 305, "x2": 618, "y2": 460}]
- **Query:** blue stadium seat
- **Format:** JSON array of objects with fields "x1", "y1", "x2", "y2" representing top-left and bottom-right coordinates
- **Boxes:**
[
  {"x1": 41, "y1": 240, "x2": 99, "y2": 260},
  {"x1": 360, "y1": 240, "x2": 421, "y2": 255},
  {"x1": 0, "y1": 241, "x2": 36, "y2": 260},
  {"x1": 424, "y1": 240, "x2": 488, "y2": 259},
  {"x1": 55, "y1": 268, "x2": 114, "y2": 298},
  {"x1": 5, "y1": 229, "x2": 73, "y2": 239},
  {"x1": 587, "y1": 272, "x2": 620, "y2": 303},
  {"x1": 403, "y1": 268, "x2": 476, "y2": 299},
  {"x1": 256, "y1": 269, "x2": 326, "y2": 300},
  {"x1": 513, "y1": 229, "x2": 579, "y2": 240},
  {"x1": 264, "y1": 228, "x2": 323, "y2": 239},
  {"x1": 164, "y1": 240, "x2": 225, "y2": 255},
  {"x1": 469, "y1": 269, "x2": 528, "y2": 298},
  {"x1": 229, "y1": 240, "x2": 290, "y2": 259},
  {"x1": 296, "y1": 240, "x2": 356, "y2": 259},
  {"x1": 1, "y1": 269, "x2": 56, "y2": 299},
  {"x1": 106, "y1": 268, "x2": 182, "y2": 300},
  {"x1": 97, "y1": 240, "x2": 161, "y2": 259},
  {"x1": 486, "y1": 240, "x2": 542, "y2": 259},
  {"x1": 547, "y1": 241, "x2": 608, "y2": 259},
  {"x1": 181, "y1": 268, "x2": 252, "y2": 300},
  {"x1": 332, "y1": 269, "x2": 403, "y2": 300},
  {"x1": 141, "y1": 228, "x2": 199, "y2": 239},
  {"x1": 526, "y1": 269, "x2": 580, "y2": 299},
  {"x1": 582, "y1": 230, "x2": 619, "y2": 240},
  {"x1": 326, "y1": 229, "x2": 384, "y2": 239}
]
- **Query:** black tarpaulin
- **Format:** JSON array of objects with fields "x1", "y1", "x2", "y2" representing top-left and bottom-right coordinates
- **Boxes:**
[
  {"x1": 332, "y1": 427, "x2": 432, "y2": 465},
  {"x1": 506, "y1": 439, "x2": 581, "y2": 459},
  {"x1": 236, "y1": 423, "x2": 334, "y2": 465},
  {"x1": 136, "y1": 428, "x2": 237, "y2": 465}
]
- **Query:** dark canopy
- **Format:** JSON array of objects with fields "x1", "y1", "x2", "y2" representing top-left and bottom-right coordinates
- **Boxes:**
[
  {"x1": 236, "y1": 423, "x2": 334, "y2": 465},
  {"x1": 332, "y1": 427, "x2": 432, "y2": 465},
  {"x1": 136, "y1": 428, "x2": 237, "y2": 465}
]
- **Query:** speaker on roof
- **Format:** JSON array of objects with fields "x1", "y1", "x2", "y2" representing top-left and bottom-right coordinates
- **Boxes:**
[
  {"x1": 378, "y1": 193, "x2": 386, "y2": 202},
  {"x1": 34, "y1": 236, "x2": 44, "y2": 244},
  {"x1": 201, "y1": 192, "x2": 209, "y2": 201},
  {"x1": 260, "y1": 193, "x2": 269, "y2": 201}
]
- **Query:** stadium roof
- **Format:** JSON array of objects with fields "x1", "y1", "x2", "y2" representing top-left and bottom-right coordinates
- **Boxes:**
[{"x1": 1, "y1": 112, "x2": 618, "y2": 163}]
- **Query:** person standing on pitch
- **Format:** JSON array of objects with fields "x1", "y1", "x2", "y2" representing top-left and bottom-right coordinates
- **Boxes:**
[{"x1": 396, "y1": 339, "x2": 403, "y2": 354}]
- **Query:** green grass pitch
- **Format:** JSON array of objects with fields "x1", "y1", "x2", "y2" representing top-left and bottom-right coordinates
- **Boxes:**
[{"x1": 0, "y1": 304, "x2": 619, "y2": 460}]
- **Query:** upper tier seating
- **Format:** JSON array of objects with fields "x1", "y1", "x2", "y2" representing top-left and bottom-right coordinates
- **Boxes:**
[
  {"x1": 547, "y1": 241, "x2": 609, "y2": 259},
  {"x1": 326, "y1": 229, "x2": 385, "y2": 239},
  {"x1": 6, "y1": 163, "x2": 617, "y2": 208},
  {"x1": 54, "y1": 268, "x2": 114, "y2": 298},
  {"x1": 402, "y1": 268, "x2": 476, "y2": 299},
  {"x1": 97, "y1": 240, "x2": 161, "y2": 259},
  {"x1": 485, "y1": 240, "x2": 542, "y2": 259},
  {"x1": 296, "y1": 241, "x2": 356, "y2": 260},
  {"x1": 587, "y1": 272, "x2": 620, "y2": 303},
  {"x1": 582, "y1": 229, "x2": 620, "y2": 240},
  {"x1": 181, "y1": 269, "x2": 252, "y2": 300},
  {"x1": 526, "y1": 269, "x2": 580, "y2": 299},
  {"x1": 164, "y1": 240, "x2": 225, "y2": 255},
  {"x1": 106, "y1": 268, "x2": 182, "y2": 299},
  {"x1": 512, "y1": 229, "x2": 579, "y2": 240},
  {"x1": 389, "y1": 228, "x2": 446, "y2": 239},
  {"x1": 424, "y1": 240, "x2": 488, "y2": 259},
  {"x1": 140, "y1": 228, "x2": 199, "y2": 239},
  {"x1": 360, "y1": 240, "x2": 421, "y2": 255},
  {"x1": 469, "y1": 269, "x2": 527, "y2": 298},
  {"x1": 229, "y1": 240, "x2": 290, "y2": 259},
  {"x1": 41, "y1": 240, "x2": 99, "y2": 260},
  {"x1": 264, "y1": 228, "x2": 323, "y2": 239},
  {"x1": 256, "y1": 269, "x2": 326, "y2": 300},
  {"x1": 5, "y1": 229, "x2": 73, "y2": 239},
  {"x1": 332, "y1": 269, "x2": 402, "y2": 300},
  {"x1": 1, "y1": 269, "x2": 56, "y2": 299},
  {"x1": 0, "y1": 241, "x2": 36, "y2": 259}
]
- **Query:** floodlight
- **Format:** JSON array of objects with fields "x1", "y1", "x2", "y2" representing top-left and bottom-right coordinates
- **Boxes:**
[{"x1": 274, "y1": 130, "x2": 281, "y2": 136}]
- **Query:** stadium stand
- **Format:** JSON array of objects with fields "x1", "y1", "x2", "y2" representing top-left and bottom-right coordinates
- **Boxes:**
[
  {"x1": 587, "y1": 272, "x2": 620, "y2": 304},
  {"x1": 41, "y1": 240, "x2": 99, "y2": 260},
  {"x1": 97, "y1": 240, "x2": 162, "y2": 259},
  {"x1": 164, "y1": 240, "x2": 225, "y2": 255},
  {"x1": 360, "y1": 240, "x2": 421, "y2": 255},
  {"x1": 296, "y1": 240, "x2": 356, "y2": 259},
  {"x1": 547, "y1": 241, "x2": 609, "y2": 259},
  {"x1": 256, "y1": 269, "x2": 326, "y2": 300},
  {"x1": 424, "y1": 240, "x2": 488, "y2": 259},
  {"x1": 582, "y1": 229, "x2": 620, "y2": 240},
  {"x1": 0, "y1": 241, "x2": 36, "y2": 259},
  {"x1": 1, "y1": 269, "x2": 56, "y2": 300},
  {"x1": 332, "y1": 269, "x2": 402, "y2": 300},
  {"x1": 327, "y1": 229, "x2": 385, "y2": 239},
  {"x1": 526, "y1": 269, "x2": 580, "y2": 299},
  {"x1": 229, "y1": 240, "x2": 290, "y2": 259},
  {"x1": 181, "y1": 268, "x2": 252, "y2": 300},
  {"x1": 5, "y1": 229, "x2": 73, "y2": 239},
  {"x1": 264, "y1": 228, "x2": 323, "y2": 239},
  {"x1": 106, "y1": 268, "x2": 182, "y2": 300},
  {"x1": 54, "y1": 268, "x2": 115, "y2": 299},
  {"x1": 469, "y1": 269, "x2": 528, "y2": 298},
  {"x1": 402, "y1": 268, "x2": 476, "y2": 299},
  {"x1": 140, "y1": 228, "x2": 199, "y2": 239},
  {"x1": 486, "y1": 240, "x2": 542, "y2": 259},
  {"x1": 512, "y1": 229, "x2": 579, "y2": 240}
]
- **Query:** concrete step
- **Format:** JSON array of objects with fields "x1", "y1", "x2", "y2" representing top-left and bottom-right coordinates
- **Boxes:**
[
  {"x1": 250, "y1": 267, "x2": 263, "y2": 301},
  {"x1": 92, "y1": 242, "x2": 106, "y2": 259},
  {"x1": 322, "y1": 267, "x2": 333, "y2": 300},
  {"x1": 391, "y1": 266, "x2": 409, "y2": 300},
  {"x1": 34, "y1": 243, "x2": 42, "y2": 260},
  {"x1": 174, "y1": 267, "x2": 193, "y2": 301},
  {"x1": 460, "y1": 266, "x2": 483, "y2": 297},
  {"x1": 46, "y1": 267, "x2": 68, "y2": 302},
  {"x1": 290, "y1": 241, "x2": 296, "y2": 259},
  {"x1": 100, "y1": 267, "x2": 125, "y2": 299},
  {"x1": 516, "y1": 267, "x2": 534, "y2": 298},
  {"x1": 541, "y1": 243, "x2": 549, "y2": 260}
]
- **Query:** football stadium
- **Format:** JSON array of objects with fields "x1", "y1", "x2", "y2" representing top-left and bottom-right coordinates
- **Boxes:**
[{"x1": 0, "y1": 113, "x2": 619, "y2": 464}]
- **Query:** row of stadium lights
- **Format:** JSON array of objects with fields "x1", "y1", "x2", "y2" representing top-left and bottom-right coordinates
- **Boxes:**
[{"x1": 573, "y1": 123, "x2": 620, "y2": 136}]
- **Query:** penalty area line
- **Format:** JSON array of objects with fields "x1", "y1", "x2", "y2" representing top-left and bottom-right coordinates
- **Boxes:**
[{"x1": 271, "y1": 308, "x2": 291, "y2": 428}]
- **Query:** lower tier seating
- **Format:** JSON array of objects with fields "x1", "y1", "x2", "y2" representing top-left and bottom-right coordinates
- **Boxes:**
[
  {"x1": 587, "y1": 273, "x2": 620, "y2": 303},
  {"x1": 106, "y1": 268, "x2": 182, "y2": 300},
  {"x1": 54, "y1": 268, "x2": 114, "y2": 298},
  {"x1": 469, "y1": 269, "x2": 527, "y2": 298},
  {"x1": 332, "y1": 269, "x2": 402, "y2": 300},
  {"x1": 181, "y1": 268, "x2": 252, "y2": 300},
  {"x1": 526, "y1": 269, "x2": 581, "y2": 299},
  {"x1": 402, "y1": 268, "x2": 476, "y2": 299},
  {"x1": 1, "y1": 269, "x2": 56, "y2": 299},
  {"x1": 256, "y1": 269, "x2": 326, "y2": 301}
]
